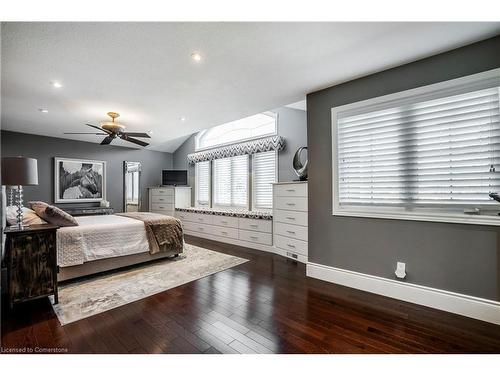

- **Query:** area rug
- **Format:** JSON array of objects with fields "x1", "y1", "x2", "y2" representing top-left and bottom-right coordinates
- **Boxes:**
[{"x1": 51, "y1": 244, "x2": 248, "y2": 325}]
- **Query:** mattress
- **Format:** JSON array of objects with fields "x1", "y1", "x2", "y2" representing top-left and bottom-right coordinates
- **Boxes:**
[{"x1": 57, "y1": 214, "x2": 150, "y2": 267}]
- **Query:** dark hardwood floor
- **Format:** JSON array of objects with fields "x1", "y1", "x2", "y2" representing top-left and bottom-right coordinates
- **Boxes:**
[{"x1": 2, "y1": 235, "x2": 500, "y2": 354}]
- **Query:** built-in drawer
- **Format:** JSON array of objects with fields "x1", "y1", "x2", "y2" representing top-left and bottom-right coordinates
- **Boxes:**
[
  {"x1": 151, "y1": 195, "x2": 174, "y2": 204},
  {"x1": 238, "y1": 218, "x2": 272, "y2": 233},
  {"x1": 274, "y1": 222, "x2": 308, "y2": 241},
  {"x1": 183, "y1": 221, "x2": 211, "y2": 235},
  {"x1": 274, "y1": 183, "x2": 308, "y2": 197},
  {"x1": 174, "y1": 211, "x2": 191, "y2": 221},
  {"x1": 151, "y1": 188, "x2": 174, "y2": 196},
  {"x1": 212, "y1": 215, "x2": 239, "y2": 228},
  {"x1": 151, "y1": 203, "x2": 174, "y2": 212},
  {"x1": 190, "y1": 213, "x2": 213, "y2": 225},
  {"x1": 239, "y1": 229, "x2": 272, "y2": 246},
  {"x1": 274, "y1": 196, "x2": 308, "y2": 212},
  {"x1": 273, "y1": 209, "x2": 308, "y2": 226},
  {"x1": 274, "y1": 235, "x2": 308, "y2": 256},
  {"x1": 210, "y1": 225, "x2": 239, "y2": 240}
]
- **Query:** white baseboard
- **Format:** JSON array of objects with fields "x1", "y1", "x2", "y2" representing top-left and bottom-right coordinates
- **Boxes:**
[{"x1": 306, "y1": 262, "x2": 500, "y2": 325}]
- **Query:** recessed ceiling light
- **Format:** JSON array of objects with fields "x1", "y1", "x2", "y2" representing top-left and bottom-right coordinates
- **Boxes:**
[
  {"x1": 51, "y1": 81, "x2": 62, "y2": 88},
  {"x1": 148, "y1": 130, "x2": 154, "y2": 135},
  {"x1": 38, "y1": 108, "x2": 49, "y2": 113},
  {"x1": 179, "y1": 116, "x2": 187, "y2": 122},
  {"x1": 191, "y1": 52, "x2": 202, "y2": 62}
]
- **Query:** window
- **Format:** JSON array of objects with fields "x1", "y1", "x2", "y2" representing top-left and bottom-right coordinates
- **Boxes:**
[
  {"x1": 212, "y1": 155, "x2": 249, "y2": 208},
  {"x1": 195, "y1": 112, "x2": 277, "y2": 151},
  {"x1": 252, "y1": 151, "x2": 277, "y2": 209},
  {"x1": 195, "y1": 161, "x2": 210, "y2": 207},
  {"x1": 332, "y1": 69, "x2": 500, "y2": 225}
]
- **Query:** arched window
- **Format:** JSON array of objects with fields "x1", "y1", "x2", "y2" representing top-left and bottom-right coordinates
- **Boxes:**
[{"x1": 195, "y1": 112, "x2": 277, "y2": 151}]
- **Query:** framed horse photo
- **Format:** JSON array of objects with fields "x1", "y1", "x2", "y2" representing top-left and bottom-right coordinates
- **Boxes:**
[{"x1": 54, "y1": 157, "x2": 106, "y2": 203}]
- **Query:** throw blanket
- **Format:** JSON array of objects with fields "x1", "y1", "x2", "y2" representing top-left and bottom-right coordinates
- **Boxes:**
[{"x1": 116, "y1": 212, "x2": 184, "y2": 255}]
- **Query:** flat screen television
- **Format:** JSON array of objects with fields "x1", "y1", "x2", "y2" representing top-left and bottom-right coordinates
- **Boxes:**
[{"x1": 162, "y1": 170, "x2": 188, "y2": 186}]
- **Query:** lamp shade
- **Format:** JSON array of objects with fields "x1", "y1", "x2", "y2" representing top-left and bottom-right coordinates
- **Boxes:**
[{"x1": 1, "y1": 157, "x2": 38, "y2": 186}]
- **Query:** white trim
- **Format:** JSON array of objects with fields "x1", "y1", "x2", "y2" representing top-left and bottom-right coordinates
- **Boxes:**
[
  {"x1": 307, "y1": 262, "x2": 500, "y2": 325},
  {"x1": 331, "y1": 68, "x2": 500, "y2": 227}
]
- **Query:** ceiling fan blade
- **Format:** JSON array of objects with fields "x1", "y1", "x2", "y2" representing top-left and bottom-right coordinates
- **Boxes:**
[
  {"x1": 100, "y1": 136, "x2": 114, "y2": 145},
  {"x1": 64, "y1": 132, "x2": 107, "y2": 135},
  {"x1": 121, "y1": 135, "x2": 149, "y2": 147},
  {"x1": 121, "y1": 132, "x2": 151, "y2": 138},
  {"x1": 86, "y1": 123, "x2": 111, "y2": 134}
]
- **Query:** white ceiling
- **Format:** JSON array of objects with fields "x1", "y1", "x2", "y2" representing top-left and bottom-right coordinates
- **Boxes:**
[{"x1": 2, "y1": 22, "x2": 499, "y2": 152}]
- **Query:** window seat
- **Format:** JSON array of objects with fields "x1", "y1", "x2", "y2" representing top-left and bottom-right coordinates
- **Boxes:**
[{"x1": 175, "y1": 207, "x2": 272, "y2": 220}]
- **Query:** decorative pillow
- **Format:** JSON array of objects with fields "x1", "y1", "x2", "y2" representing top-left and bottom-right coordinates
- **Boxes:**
[
  {"x1": 28, "y1": 201, "x2": 79, "y2": 227},
  {"x1": 44, "y1": 205, "x2": 79, "y2": 227},
  {"x1": 28, "y1": 201, "x2": 51, "y2": 221},
  {"x1": 6, "y1": 206, "x2": 47, "y2": 226}
]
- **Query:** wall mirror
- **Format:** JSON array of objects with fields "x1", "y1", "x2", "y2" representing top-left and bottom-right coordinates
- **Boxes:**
[{"x1": 124, "y1": 161, "x2": 141, "y2": 212}]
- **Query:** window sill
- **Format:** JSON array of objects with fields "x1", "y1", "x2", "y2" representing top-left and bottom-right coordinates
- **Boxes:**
[{"x1": 332, "y1": 209, "x2": 500, "y2": 227}]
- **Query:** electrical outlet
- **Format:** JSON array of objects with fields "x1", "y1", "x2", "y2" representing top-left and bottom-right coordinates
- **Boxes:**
[{"x1": 395, "y1": 262, "x2": 406, "y2": 279}]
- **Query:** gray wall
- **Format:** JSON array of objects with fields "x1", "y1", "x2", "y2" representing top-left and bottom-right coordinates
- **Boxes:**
[
  {"x1": 172, "y1": 106, "x2": 308, "y2": 204},
  {"x1": 1, "y1": 131, "x2": 173, "y2": 212},
  {"x1": 307, "y1": 35, "x2": 500, "y2": 301}
]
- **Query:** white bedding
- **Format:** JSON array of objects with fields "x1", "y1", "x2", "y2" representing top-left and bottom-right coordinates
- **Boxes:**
[{"x1": 57, "y1": 215, "x2": 150, "y2": 267}]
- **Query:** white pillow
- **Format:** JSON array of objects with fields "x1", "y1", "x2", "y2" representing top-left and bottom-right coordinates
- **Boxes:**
[{"x1": 6, "y1": 206, "x2": 47, "y2": 226}]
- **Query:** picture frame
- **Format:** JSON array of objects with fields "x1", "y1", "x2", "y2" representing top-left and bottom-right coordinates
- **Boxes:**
[{"x1": 54, "y1": 157, "x2": 106, "y2": 203}]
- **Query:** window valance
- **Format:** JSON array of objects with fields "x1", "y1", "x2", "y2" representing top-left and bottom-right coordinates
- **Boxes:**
[{"x1": 187, "y1": 135, "x2": 285, "y2": 164}]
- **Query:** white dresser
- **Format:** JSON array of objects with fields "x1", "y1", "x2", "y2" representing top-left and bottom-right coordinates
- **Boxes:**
[
  {"x1": 272, "y1": 181, "x2": 308, "y2": 263},
  {"x1": 148, "y1": 186, "x2": 192, "y2": 216}
]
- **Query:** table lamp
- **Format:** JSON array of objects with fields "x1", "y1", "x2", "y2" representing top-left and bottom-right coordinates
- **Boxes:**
[{"x1": 1, "y1": 157, "x2": 39, "y2": 229}]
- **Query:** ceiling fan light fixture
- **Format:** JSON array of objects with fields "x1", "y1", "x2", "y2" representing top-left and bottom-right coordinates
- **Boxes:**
[{"x1": 100, "y1": 112, "x2": 125, "y2": 132}]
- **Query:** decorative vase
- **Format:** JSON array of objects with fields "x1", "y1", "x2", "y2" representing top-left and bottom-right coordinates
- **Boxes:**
[{"x1": 293, "y1": 146, "x2": 308, "y2": 181}]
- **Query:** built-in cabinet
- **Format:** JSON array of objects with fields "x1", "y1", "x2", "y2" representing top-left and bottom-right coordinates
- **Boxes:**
[
  {"x1": 174, "y1": 210, "x2": 274, "y2": 252},
  {"x1": 272, "y1": 181, "x2": 308, "y2": 263},
  {"x1": 148, "y1": 186, "x2": 192, "y2": 216}
]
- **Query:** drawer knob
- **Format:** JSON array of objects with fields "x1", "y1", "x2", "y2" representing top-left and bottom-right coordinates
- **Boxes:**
[
  {"x1": 250, "y1": 224, "x2": 258, "y2": 228},
  {"x1": 286, "y1": 203, "x2": 295, "y2": 206},
  {"x1": 286, "y1": 189, "x2": 295, "y2": 192},
  {"x1": 286, "y1": 230, "x2": 296, "y2": 234},
  {"x1": 250, "y1": 236, "x2": 258, "y2": 240},
  {"x1": 198, "y1": 227, "x2": 204, "y2": 231},
  {"x1": 198, "y1": 218, "x2": 203, "y2": 221},
  {"x1": 287, "y1": 244, "x2": 296, "y2": 248},
  {"x1": 221, "y1": 221, "x2": 227, "y2": 224},
  {"x1": 221, "y1": 231, "x2": 228, "y2": 235},
  {"x1": 286, "y1": 217, "x2": 296, "y2": 220}
]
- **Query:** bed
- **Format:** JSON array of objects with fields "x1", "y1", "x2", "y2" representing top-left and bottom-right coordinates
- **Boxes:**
[{"x1": 57, "y1": 213, "x2": 183, "y2": 281}]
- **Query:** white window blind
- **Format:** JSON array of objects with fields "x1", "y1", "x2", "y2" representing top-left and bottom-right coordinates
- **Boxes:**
[
  {"x1": 195, "y1": 161, "x2": 210, "y2": 206},
  {"x1": 336, "y1": 86, "x2": 500, "y2": 210},
  {"x1": 252, "y1": 151, "x2": 277, "y2": 209},
  {"x1": 213, "y1": 155, "x2": 249, "y2": 208}
]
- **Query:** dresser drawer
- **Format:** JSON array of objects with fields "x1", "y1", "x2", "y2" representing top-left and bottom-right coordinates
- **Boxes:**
[
  {"x1": 274, "y1": 235, "x2": 308, "y2": 256},
  {"x1": 239, "y1": 229, "x2": 272, "y2": 246},
  {"x1": 274, "y1": 183, "x2": 308, "y2": 197},
  {"x1": 273, "y1": 209, "x2": 308, "y2": 226},
  {"x1": 151, "y1": 188, "x2": 174, "y2": 196},
  {"x1": 151, "y1": 203, "x2": 174, "y2": 212},
  {"x1": 183, "y1": 221, "x2": 211, "y2": 234},
  {"x1": 274, "y1": 222, "x2": 308, "y2": 241},
  {"x1": 211, "y1": 225, "x2": 239, "y2": 240},
  {"x1": 151, "y1": 195, "x2": 174, "y2": 204},
  {"x1": 238, "y1": 218, "x2": 272, "y2": 233},
  {"x1": 190, "y1": 213, "x2": 213, "y2": 225},
  {"x1": 212, "y1": 215, "x2": 239, "y2": 228},
  {"x1": 274, "y1": 196, "x2": 307, "y2": 212}
]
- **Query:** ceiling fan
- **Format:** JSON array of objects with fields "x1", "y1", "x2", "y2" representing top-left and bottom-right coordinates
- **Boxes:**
[{"x1": 64, "y1": 112, "x2": 151, "y2": 146}]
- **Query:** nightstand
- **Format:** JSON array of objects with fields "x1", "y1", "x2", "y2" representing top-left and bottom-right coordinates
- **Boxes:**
[{"x1": 4, "y1": 224, "x2": 59, "y2": 309}]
